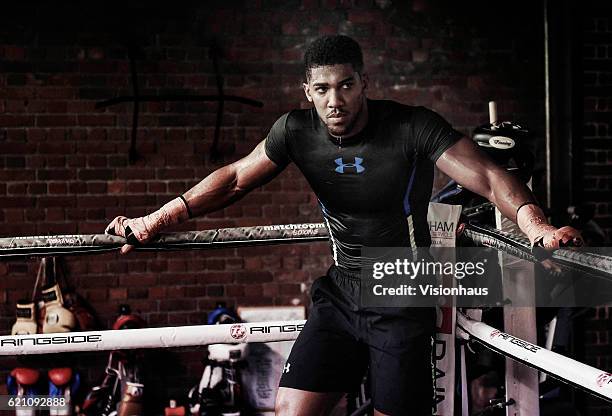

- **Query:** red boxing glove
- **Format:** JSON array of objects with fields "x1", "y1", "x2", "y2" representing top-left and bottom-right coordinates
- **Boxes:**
[{"x1": 48, "y1": 367, "x2": 80, "y2": 416}]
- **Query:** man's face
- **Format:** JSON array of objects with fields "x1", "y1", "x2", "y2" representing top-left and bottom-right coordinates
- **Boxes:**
[{"x1": 303, "y1": 64, "x2": 368, "y2": 137}]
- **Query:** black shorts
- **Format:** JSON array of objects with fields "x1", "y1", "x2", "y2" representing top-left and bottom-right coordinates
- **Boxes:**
[{"x1": 279, "y1": 265, "x2": 436, "y2": 415}]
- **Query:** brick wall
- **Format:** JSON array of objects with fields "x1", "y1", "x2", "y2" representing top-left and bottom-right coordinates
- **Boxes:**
[
  {"x1": 582, "y1": 7, "x2": 612, "y2": 240},
  {"x1": 581, "y1": 2, "x2": 612, "y2": 415},
  {"x1": 0, "y1": 0, "x2": 607, "y2": 413}
]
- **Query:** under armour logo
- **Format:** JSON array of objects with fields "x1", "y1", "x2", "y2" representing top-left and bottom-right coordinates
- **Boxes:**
[
  {"x1": 283, "y1": 363, "x2": 291, "y2": 374},
  {"x1": 335, "y1": 157, "x2": 365, "y2": 174}
]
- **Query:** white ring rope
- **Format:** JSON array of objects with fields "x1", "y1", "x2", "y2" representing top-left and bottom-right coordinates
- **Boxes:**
[
  {"x1": 0, "y1": 320, "x2": 305, "y2": 356},
  {"x1": 3, "y1": 314, "x2": 610, "y2": 403},
  {"x1": 457, "y1": 311, "x2": 612, "y2": 403}
]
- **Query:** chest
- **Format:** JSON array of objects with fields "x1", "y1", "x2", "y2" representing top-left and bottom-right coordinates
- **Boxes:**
[{"x1": 290, "y1": 129, "x2": 417, "y2": 210}]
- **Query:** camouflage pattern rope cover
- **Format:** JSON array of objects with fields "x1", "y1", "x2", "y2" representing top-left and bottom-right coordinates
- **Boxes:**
[
  {"x1": 1, "y1": 221, "x2": 609, "y2": 282},
  {"x1": 0, "y1": 223, "x2": 329, "y2": 258}
]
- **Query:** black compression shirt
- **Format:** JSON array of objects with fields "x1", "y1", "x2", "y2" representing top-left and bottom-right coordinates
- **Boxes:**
[{"x1": 265, "y1": 99, "x2": 463, "y2": 271}]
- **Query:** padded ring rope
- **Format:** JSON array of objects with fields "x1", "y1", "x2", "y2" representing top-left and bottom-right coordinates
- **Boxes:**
[
  {"x1": 3, "y1": 221, "x2": 610, "y2": 281},
  {"x1": 0, "y1": 223, "x2": 329, "y2": 258},
  {"x1": 0, "y1": 320, "x2": 306, "y2": 355},
  {"x1": 3, "y1": 220, "x2": 609, "y2": 282},
  {"x1": 463, "y1": 222, "x2": 612, "y2": 280},
  {"x1": 457, "y1": 311, "x2": 612, "y2": 403}
]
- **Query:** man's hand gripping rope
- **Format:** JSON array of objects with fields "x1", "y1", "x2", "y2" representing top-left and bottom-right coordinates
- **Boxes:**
[
  {"x1": 105, "y1": 197, "x2": 191, "y2": 254},
  {"x1": 516, "y1": 203, "x2": 584, "y2": 270}
]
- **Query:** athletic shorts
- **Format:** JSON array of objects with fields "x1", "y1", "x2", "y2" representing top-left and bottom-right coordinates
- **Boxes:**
[{"x1": 279, "y1": 265, "x2": 436, "y2": 415}]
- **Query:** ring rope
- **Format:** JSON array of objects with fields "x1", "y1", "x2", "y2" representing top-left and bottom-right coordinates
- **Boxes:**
[
  {"x1": 2, "y1": 314, "x2": 610, "y2": 403},
  {"x1": 457, "y1": 311, "x2": 612, "y2": 403},
  {"x1": 463, "y1": 222, "x2": 612, "y2": 280},
  {"x1": 2, "y1": 222, "x2": 610, "y2": 282},
  {"x1": 0, "y1": 223, "x2": 329, "y2": 258},
  {"x1": 0, "y1": 320, "x2": 305, "y2": 356}
]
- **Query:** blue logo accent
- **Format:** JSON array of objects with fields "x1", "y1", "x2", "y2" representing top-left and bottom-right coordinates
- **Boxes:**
[{"x1": 335, "y1": 157, "x2": 365, "y2": 174}]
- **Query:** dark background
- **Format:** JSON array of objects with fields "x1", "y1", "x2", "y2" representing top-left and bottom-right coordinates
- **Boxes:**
[{"x1": 0, "y1": 0, "x2": 610, "y2": 414}]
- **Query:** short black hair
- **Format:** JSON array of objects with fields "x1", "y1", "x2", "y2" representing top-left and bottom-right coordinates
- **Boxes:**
[{"x1": 303, "y1": 35, "x2": 364, "y2": 81}]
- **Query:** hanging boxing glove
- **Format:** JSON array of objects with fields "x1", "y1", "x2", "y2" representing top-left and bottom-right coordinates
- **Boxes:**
[
  {"x1": 7, "y1": 367, "x2": 41, "y2": 416},
  {"x1": 80, "y1": 352, "x2": 122, "y2": 416},
  {"x1": 48, "y1": 367, "x2": 80, "y2": 416},
  {"x1": 63, "y1": 291, "x2": 100, "y2": 331},
  {"x1": 112, "y1": 304, "x2": 145, "y2": 330},
  {"x1": 42, "y1": 283, "x2": 77, "y2": 333},
  {"x1": 53, "y1": 256, "x2": 101, "y2": 331},
  {"x1": 164, "y1": 399, "x2": 186, "y2": 416},
  {"x1": 117, "y1": 381, "x2": 144, "y2": 416},
  {"x1": 11, "y1": 301, "x2": 38, "y2": 335}
]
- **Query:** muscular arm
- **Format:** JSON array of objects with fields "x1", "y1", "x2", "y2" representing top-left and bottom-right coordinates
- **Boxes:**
[
  {"x1": 106, "y1": 139, "x2": 284, "y2": 252},
  {"x1": 435, "y1": 137, "x2": 534, "y2": 223},
  {"x1": 183, "y1": 139, "x2": 282, "y2": 216},
  {"x1": 436, "y1": 137, "x2": 580, "y2": 247}
]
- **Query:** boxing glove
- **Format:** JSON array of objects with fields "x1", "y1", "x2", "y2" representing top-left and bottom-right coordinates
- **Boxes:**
[
  {"x1": 42, "y1": 283, "x2": 77, "y2": 333},
  {"x1": 80, "y1": 365, "x2": 119, "y2": 416},
  {"x1": 48, "y1": 367, "x2": 80, "y2": 416},
  {"x1": 112, "y1": 304, "x2": 145, "y2": 330},
  {"x1": 7, "y1": 367, "x2": 40, "y2": 416},
  {"x1": 63, "y1": 291, "x2": 100, "y2": 331},
  {"x1": 11, "y1": 301, "x2": 38, "y2": 335},
  {"x1": 117, "y1": 381, "x2": 144, "y2": 416},
  {"x1": 164, "y1": 399, "x2": 186, "y2": 416}
]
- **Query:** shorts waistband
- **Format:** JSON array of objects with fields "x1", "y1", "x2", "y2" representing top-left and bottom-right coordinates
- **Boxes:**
[{"x1": 329, "y1": 265, "x2": 362, "y2": 281}]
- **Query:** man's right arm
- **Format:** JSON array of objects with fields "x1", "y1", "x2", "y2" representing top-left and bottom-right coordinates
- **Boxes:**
[
  {"x1": 183, "y1": 139, "x2": 281, "y2": 216},
  {"x1": 105, "y1": 139, "x2": 284, "y2": 253}
]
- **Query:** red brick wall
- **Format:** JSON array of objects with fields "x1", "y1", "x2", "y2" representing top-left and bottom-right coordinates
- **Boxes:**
[
  {"x1": 0, "y1": 1, "x2": 607, "y2": 413},
  {"x1": 581, "y1": 3, "x2": 612, "y2": 415},
  {"x1": 582, "y1": 9, "x2": 612, "y2": 240}
]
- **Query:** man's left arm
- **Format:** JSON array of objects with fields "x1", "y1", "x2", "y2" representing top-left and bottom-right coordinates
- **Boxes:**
[{"x1": 435, "y1": 137, "x2": 583, "y2": 249}]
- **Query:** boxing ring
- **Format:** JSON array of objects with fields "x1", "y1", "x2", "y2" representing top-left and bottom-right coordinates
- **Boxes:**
[{"x1": 1, "y1": 222, "x2": 611, "y2": 406}]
